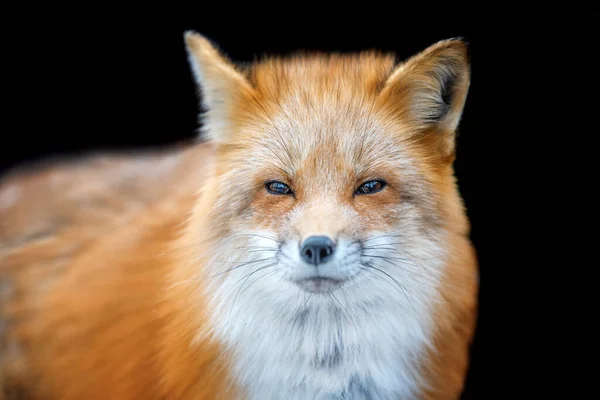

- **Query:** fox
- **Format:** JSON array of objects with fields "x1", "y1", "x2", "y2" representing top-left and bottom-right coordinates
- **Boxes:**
[{"x1": 0, "y1": 32, "x2": 478, "y2": 399}]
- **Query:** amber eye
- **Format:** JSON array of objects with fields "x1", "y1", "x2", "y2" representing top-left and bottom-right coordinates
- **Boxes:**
[
  {"x1": 355, "y1": 180, "x2": 386, "y2": 195},
  {"x1": 266, "y1": 181, "x2": 293, "y2": 195}
]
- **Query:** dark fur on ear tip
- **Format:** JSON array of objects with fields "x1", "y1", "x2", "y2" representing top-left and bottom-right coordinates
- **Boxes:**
[
  {"x1": 446, "y1": 36, "x2": 468, "y2": 44},
  {"x1": 457, "y1": 37, "x2": 471, "y2": 64},
  {"x1": 436, "y1": 37, "x2": 470, "y2": 109},
  {"x1": 444, "y1": 36, "x2": 471, "y2": 64}
]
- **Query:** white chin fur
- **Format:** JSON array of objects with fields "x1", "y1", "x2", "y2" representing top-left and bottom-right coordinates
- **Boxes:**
[
  {"x1": 203, "y1": 229, "x2": 445, "y2": 400},
  {"x1": 294, "y1": 277, "x2": 344, "y2": 293}
]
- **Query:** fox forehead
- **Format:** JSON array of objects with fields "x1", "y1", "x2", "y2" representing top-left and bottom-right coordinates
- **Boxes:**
[
  {"x1": 224, "y1": 54, "x2": 426, "y2": 179},
  {"x1": 248, "y1": 52, "x2": 398, "y2": 103},
  {"x1": 242, "y1": 52, "x2": 403, "y2": 145}
]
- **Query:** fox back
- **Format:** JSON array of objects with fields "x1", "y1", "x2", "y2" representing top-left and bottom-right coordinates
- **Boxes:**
[{"x1": 0, "y1": 33, "x2": 478, "y2": 400}]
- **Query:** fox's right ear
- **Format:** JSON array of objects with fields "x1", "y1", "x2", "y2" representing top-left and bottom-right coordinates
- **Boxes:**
[
  {"x1": 379, "y1": 38, "x2": 470, "y2": 158},
  {"x1": 184, "y1": 31, "x2": 254, "y2": 143}
]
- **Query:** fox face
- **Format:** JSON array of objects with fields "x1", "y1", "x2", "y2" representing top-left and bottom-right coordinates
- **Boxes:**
[
  {"x1": 224, "y1": 102, "x2": 445, "y2": 296},
  {"x1": 179, "y1": 33, "x2": 476, "y2": 398}
]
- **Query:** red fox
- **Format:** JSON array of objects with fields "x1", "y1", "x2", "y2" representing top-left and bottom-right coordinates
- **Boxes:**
[{"x1": 0, "y1": 32, "x2": 478, "y2": 399}]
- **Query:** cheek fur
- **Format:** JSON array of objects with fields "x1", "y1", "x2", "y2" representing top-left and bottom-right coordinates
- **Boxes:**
[
  {"x1": 352, "y1": 189, "x2": 403, "y2": 230},
  {"x1": 246, "y1": 191, "x2": 296, "y2": 231}
]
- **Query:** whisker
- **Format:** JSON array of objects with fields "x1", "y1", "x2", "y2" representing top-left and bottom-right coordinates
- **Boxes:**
[
  {"x1": 361, "y1": 234, "x2": 412, "y2": 244},
  {"x1": 292, "y1": 293, "x2": 313, "y2": 331},
  {"x1": 364, "y1": 256, "x2": 459, "y2": 290},
  {"x1": 217, "y1": 245, "x2": 279, "y2": 252},
  {"x1": 361, "y1": 240, "x2": 426, "y2": 250},
  {"x1": 340, "y1": 286, "x2": 351, "y2": 312},
  {"x1": 162, "y1": 241, "x2": 279, "y2": 254},
  {"x1": 239, "y1": 269, "x2": 279, "y2": 297},
  {"x1": 361, "y1": 233, "x2": 431, "y2": 245},
  {"x1": 361, "y1": 254, "x2": 419, "y2": 264},
  {"x1": 168, "y1": 258, "x2": 274, "y2": 289},
  {"x1": 329, "y1": 291, "x2": 357, "y2": 331},
  {"x1": 361, "y1": 255, "x2": 440, "y2": 283},
  {"x1": 210, "y1": 258, "x2": 276, "y2": 277},
  {"x1": 360, "y1": 262, "x2": 414, "y2": 309},
  {"x1": 228, "y1": 233, "x2": 280, "y2": 242},
  {"x1": 302, "y1": 293, "x2": 312, "y2": 310},
  {"x1": 360, "y1": 246, "x2": 397, "y2": 251},
  {"x1": 227, "y1": 262, "x2": 278, "y2": 317},
  {"x1": 295, "y1": 288, "x2": 302, "y2": 311}
]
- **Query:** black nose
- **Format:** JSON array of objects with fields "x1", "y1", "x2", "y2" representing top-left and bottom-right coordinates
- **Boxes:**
[{"x1": 300, "y1": 236, "x2": 336, "y2": 266}]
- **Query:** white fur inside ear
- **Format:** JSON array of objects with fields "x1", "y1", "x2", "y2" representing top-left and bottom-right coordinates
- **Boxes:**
[
  {"x1": 183, "y1": 32, "x2": 253, "y2": 142},
  {"x1": 186, "y1": 52, "x2": 206, "y2": 99}
]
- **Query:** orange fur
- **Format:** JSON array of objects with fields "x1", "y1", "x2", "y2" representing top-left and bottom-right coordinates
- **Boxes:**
[
  {"x1": 1, "y1": 34, "x2": 477, "y2": 399},
  {"x1": 1, "y1": 143, "x2": 238, "y2": 398}
]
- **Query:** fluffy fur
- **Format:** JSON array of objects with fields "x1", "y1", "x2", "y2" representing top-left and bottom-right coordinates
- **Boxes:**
[{"x1": 0, "y1": 33, "x2": 478, "y2": 399}]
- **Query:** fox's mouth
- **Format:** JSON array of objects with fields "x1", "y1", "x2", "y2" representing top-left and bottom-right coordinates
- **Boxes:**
[{"x1": 294, "y1": 277, "x2": 344, "y2": 293}]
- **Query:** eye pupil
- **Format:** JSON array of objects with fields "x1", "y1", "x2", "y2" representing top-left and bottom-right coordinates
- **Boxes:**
[
  {"x1": 266, "y1": 181, "x2": 292, "y2": 195},
  {"x1": 356, "y1": 180, "x2": 386, "y2": 195}
]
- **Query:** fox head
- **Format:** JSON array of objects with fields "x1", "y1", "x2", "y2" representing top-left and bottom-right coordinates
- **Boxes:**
[{"x1": 178, "y1": 33, "x2": 475, "y2": 382}]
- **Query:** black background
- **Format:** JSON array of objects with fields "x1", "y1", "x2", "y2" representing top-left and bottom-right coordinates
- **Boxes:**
[{"x1": 4, "y1": 9, "x2": 557, "y2": 399}]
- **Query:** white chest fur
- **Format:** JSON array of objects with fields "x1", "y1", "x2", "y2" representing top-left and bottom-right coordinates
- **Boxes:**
[{"x1": 207, "y1": 271, "x2": 441, "y2": 399}]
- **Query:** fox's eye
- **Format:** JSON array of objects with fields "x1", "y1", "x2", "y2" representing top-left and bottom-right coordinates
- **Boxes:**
[
  {"x1": 355, "y1": 180, "x2": 386, "y2": 195},
  {"x1": 266, "y1": 181, "x2": 293, "y2": 195}
]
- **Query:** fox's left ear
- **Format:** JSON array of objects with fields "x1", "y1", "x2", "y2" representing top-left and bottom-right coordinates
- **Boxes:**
[
  {"x1": 184, "y1": 31, "x2": 254, "y2": 143},
  {"x1": 380, "y1": 38, "x2": 470, "y2": 157}
]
